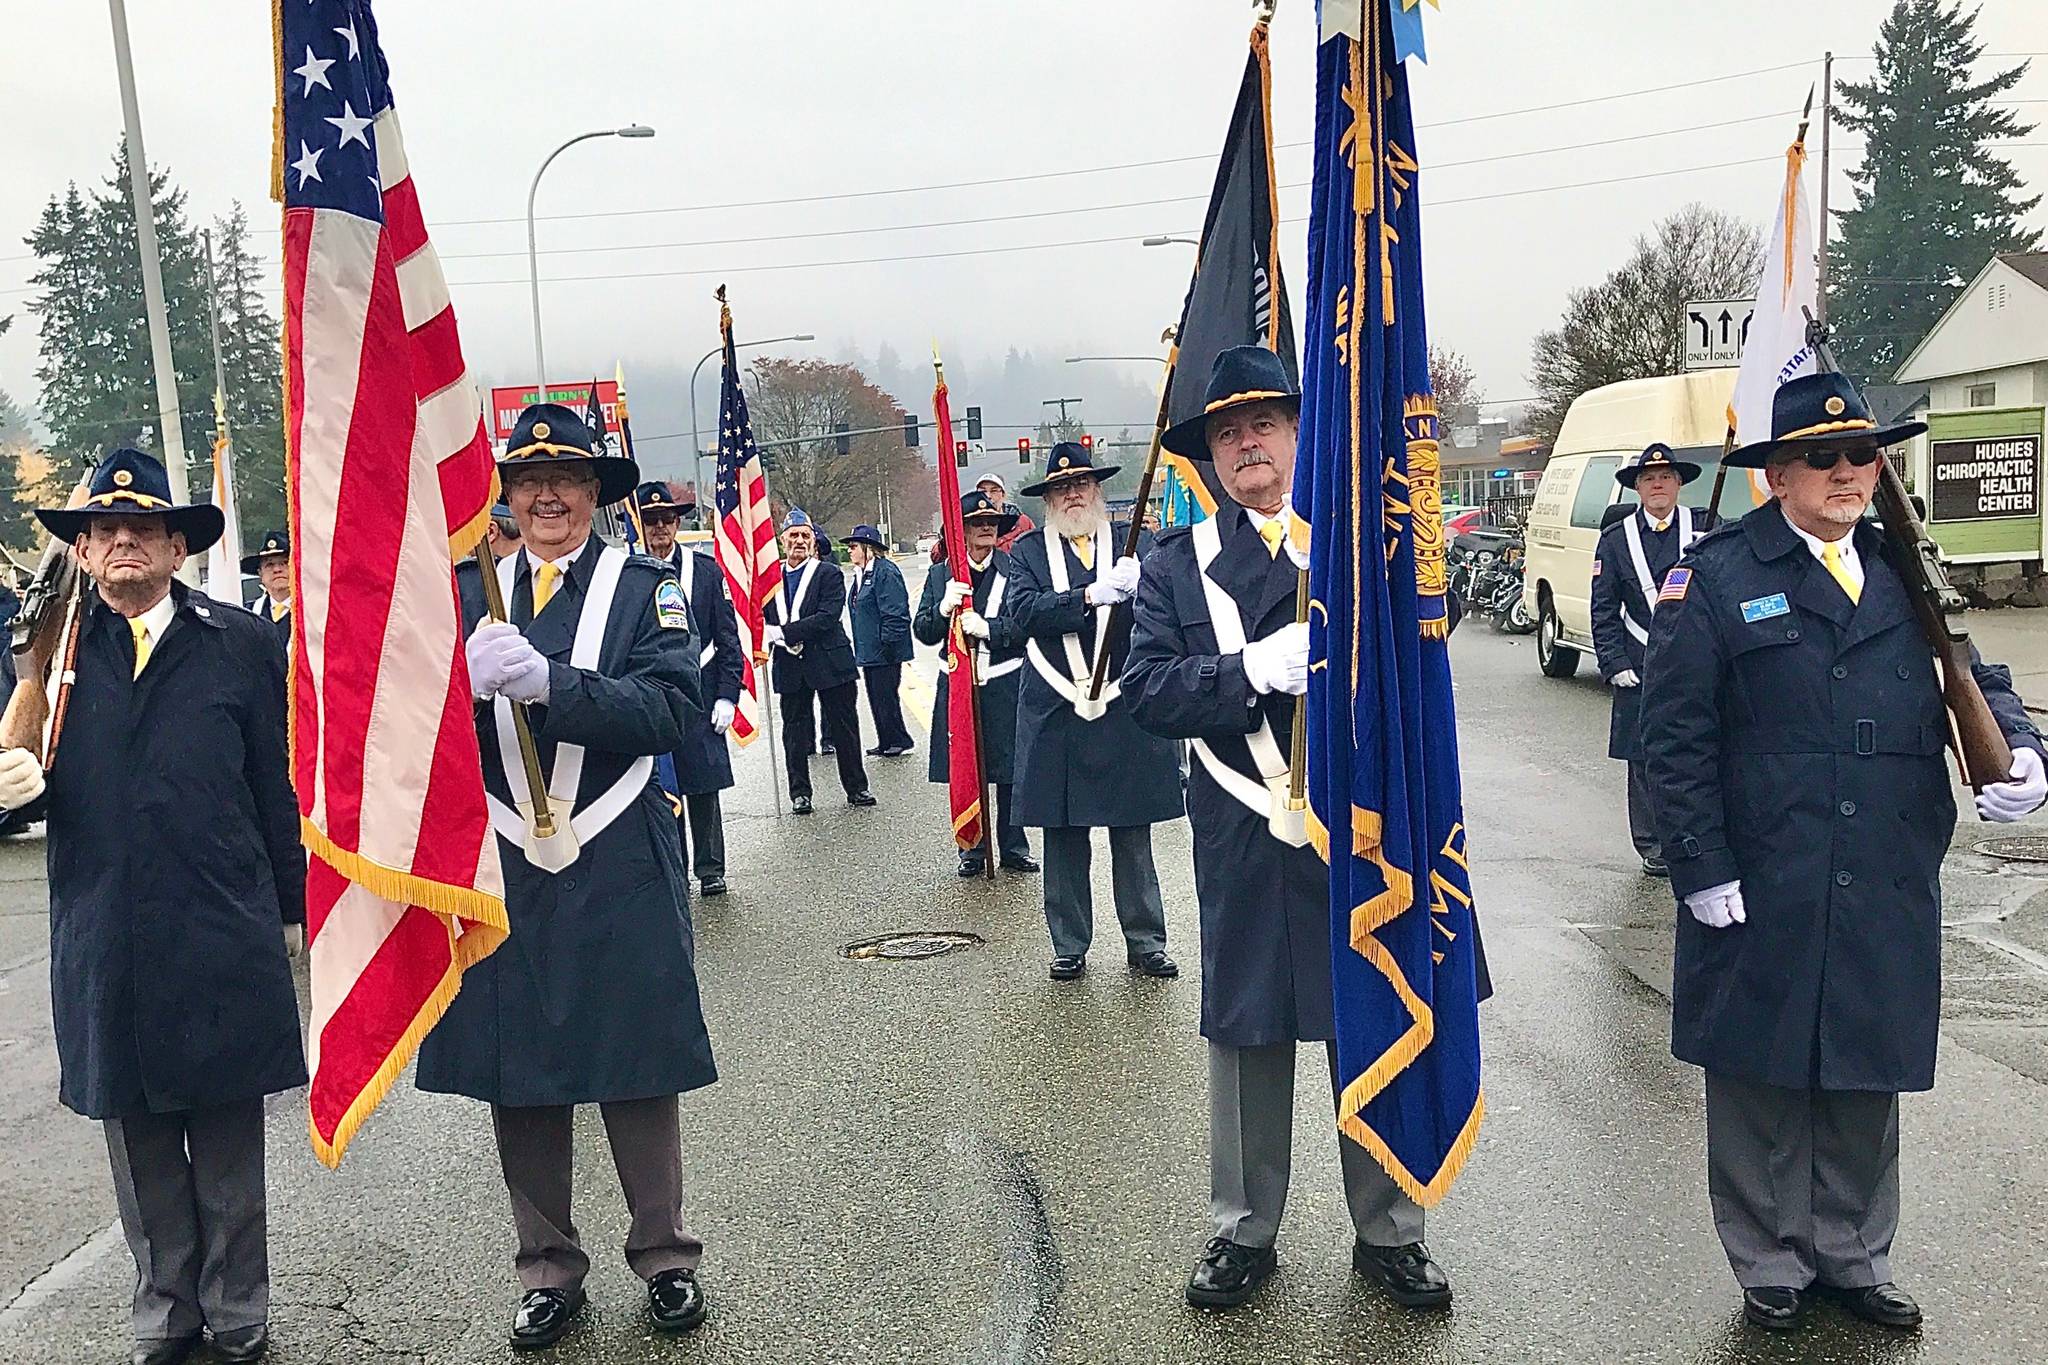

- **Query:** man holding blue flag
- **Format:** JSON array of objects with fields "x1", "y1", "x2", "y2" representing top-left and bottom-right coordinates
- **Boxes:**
[{"x1": 1128, "y1": 348, "x2": 1453, "y2": 1311}]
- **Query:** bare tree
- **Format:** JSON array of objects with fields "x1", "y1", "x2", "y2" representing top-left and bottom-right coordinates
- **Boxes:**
[
  {"x1": 746, "y1": 357, "x2": 921, "y2": 534},
  {"x1": 1525, "y1": 204, "x2": 1764, "y2": 441},
  {"x1": 1429, "y1": 346, "x2": 1484, "y2": 429}
]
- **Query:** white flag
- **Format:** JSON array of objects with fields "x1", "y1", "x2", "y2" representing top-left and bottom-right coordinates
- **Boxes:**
[
  {"x1": 1728, "y1": 139, "x2": 1819, "y2": 448},
  {"x1": 203, "y1": 433, "x2": 245, "y2": 606}
]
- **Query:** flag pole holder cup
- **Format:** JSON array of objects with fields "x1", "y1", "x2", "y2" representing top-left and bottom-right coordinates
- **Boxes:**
[
  {"x1": 1071, "y1": 686, "x2": 1109, "y2": 723},
  {"x1": 517, "y1": 801, "x2": 580, "y2": 874},
  {"x1": 1267, "y1": 782, "x2": 1310, "y2": 848}
]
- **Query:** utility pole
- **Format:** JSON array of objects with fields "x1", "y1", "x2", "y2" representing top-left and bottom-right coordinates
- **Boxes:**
[
  {"x1": 107, "y1": 0, "x2": 193, "y2": 518},
  {"x1": 1042, "y1": 396, "x2": 1084, "y2": 427}
]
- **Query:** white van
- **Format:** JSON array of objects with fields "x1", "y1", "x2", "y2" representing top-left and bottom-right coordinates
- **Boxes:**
[{"x1": 1523, "y1": 370, "x2": 1762, "y2": 678}]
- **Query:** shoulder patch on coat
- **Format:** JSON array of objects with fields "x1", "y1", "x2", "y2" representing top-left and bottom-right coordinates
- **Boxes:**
[
  {"x1": 655, "y1": 579, "x2": 690, "y2": 630},
  {"x1": 1657, "y1": 567, "x2": 1693, "y2": 603}
]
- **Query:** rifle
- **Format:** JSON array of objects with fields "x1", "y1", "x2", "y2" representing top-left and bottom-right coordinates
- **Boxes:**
[
  {"x1": 1805, "y1": 310, "x2": 2011, "y2": 790},
  {"x1": 1, "y1": 479, "x2": 92, "y2": 765}
]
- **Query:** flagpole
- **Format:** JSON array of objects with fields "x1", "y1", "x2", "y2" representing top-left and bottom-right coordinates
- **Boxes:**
[
  {"x1": 755, "y1": 467, "x2": 786, "y2": 819},
  {"x1": 1817, "y1": 52, "x2": 1833, "y2": 327},
  {"x1": 471, "y1": 546, "x2": 558, "y2": 840}
]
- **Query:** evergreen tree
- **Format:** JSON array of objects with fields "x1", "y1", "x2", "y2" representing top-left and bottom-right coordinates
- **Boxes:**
[
  {"x1": 25, "y1": 140, "x2": 213, "y2": 485},
  {"x1": 0, "y1": 387, "x2": 54, "y2": 552},
  {"x1": 208, "y1": 203, "x2": 287, "y2": 536},
  {"x1": 1829, "y1": 0, "x2": 2039, "y2": 385}
]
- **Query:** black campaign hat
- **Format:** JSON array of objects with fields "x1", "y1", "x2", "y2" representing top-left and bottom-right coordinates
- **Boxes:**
[
  {"x1": 960, "y1": 490, "x2": 1020, "y2": 534},
  {"x1": 1725, "y1": 373, "x2": 1928, "y2": 469},
  {"x1": 632, "y1": 480, "x2": 695, "y2": 517},
  {"x1": 240, "y1": 528, "x2": 290, "y2": 574},
  {"x1": 37, "y1": 447, "x2": 225, "y2": 555},
  {"x1": 1161, "y1": 345, "x2": 1301, "y2": 460},
  {"x1": 847, "y1": 523, "x2": 887, "y2": 551},
  {"x1": 1021, "y1": 441, "x2": 1120, "y2": 498},
  {"x1": 1615, "y1": 443, "x2": 1702, "y2": 489},
  {"x1": 498, "y1": 402, "x2": 639, "y2": 506}
]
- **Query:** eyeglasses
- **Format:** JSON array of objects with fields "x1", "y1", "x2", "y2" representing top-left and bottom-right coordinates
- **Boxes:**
[{"x1": 1794, "y1": 446, "x2": 1881, "y2": 472}]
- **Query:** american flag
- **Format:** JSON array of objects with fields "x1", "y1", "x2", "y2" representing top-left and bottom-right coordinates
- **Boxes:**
[
  {"x1": 710, "y1": 289, "x2": 776, "y2": 746},
  {"x1": 276, "y1": 0, "x2": 507, "y2": 1167}
]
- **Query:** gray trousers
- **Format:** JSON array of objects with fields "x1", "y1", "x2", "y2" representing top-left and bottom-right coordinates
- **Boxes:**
[
  {"x1": 103, "y1": 1100, "x2": 268, "y2": 1343},
  {"x1": 1209, "y1": 1041, "x2": 1423, "y2": 1250},
  {"x1": 677, "y1": 791, "x2": 725, "y2": 883},
  {"x1": 491, "y1": 1096, "x2": 703, "y2": 1292},
  {"x1": 1626, "y1": 760, "x2": 1659, "y2": 858},
  {"x1": 1042, "y1": 825, "x2": 1167, "y2": 959},
  {"x1": 1705, "y1": 1072, "x2": 1900, "y2": 1290}
]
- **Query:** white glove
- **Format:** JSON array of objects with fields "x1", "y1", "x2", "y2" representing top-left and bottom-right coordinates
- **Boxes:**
[
  {"x1": 762, "y1": 624, "x2": 786, "y2": 649},
  {"x1": 941, "y1": 579, "x2": 972, "y2": 616},
  {"x1": 958, "y1": 609, "x2": 990, "y2": 640},
  {"x1": 283, "y1": 923, "x2": 306, "y2": 959},
  {"x1": 1685, "y1": 879, "x2": 1747, "y2": 929},
  {"x1": 1102, "y1": 556, "x2": 1141, "y2": 599},
  {"x1": 1611, "y1": 669, "x2": 1641, "y2": 688},
  {"x1": 498, "y1": 648, "x2": 551, "y2": 705},
  {"x1": 466, "y1": 621, "x2": 529, "y2": 700},
  {"x1": 1976, "y1": 745, "x2": 2048, "y2": 823},
  {"x1": 1241, "y1": 621, "x2": 1310, "y2": 696},
  {"x1": 711, "y1": 698, "x2": 736, "y2": 734},
  {"x1": 0, "y1": 747, "x2": 45, "y2": 811}
]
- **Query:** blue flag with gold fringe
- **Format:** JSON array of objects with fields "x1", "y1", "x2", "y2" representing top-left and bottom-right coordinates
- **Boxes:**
[{"x1": 1295, "y1": 0, "x2": 1487, "y2": 1208}]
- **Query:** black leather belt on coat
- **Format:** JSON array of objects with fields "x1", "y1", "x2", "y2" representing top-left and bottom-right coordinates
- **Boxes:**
[{"x1": 1723, "y1": 719, "x2": 1946, "y2": 757}]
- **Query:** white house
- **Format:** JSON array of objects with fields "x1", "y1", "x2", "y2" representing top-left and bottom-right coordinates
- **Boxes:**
[{"x1": 1895, "y1": 251, "x2": 2048, "y2": 409}]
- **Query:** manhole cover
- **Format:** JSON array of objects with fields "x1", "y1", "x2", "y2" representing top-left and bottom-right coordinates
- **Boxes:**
[
  {"x1": 1976, "y1": 835, "x2": 2048, "y2": 863},
  {"x1": 840, "y1": 931, "x2": 984, "y2": 961}
]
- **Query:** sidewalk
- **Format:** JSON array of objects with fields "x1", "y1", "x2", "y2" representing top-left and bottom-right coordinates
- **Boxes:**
[{"x1": 1968, "y1": 606, "x2": 2048, "y2": 710}]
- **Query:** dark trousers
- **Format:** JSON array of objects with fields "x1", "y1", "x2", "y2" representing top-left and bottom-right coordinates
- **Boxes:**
[
  {"x1": 676, "y1": 791, "x2": 725, "y2": 883},
  {"x1": 1704, "y1": 1072, "x2": 1900, "y2": 1291},
  {"x1": 103, "y1": 1100, "x2": 268, "y2": 1343},
  {"x1": 780, "y1": 679, "x2": 867, "y2": 799},
  {"x1": 863, "y1": 662, "x2": 915, "y2": 752},
  {"x1": 1626, "y1": 760, "x2": 1659, "y2": 858},
  {"x1": 961, "y1": 783, "x2": 1030, "y2": 868},
  {"x1": 1041, "y1": 824, "x2": 1167, "y2": 959},
  {"x1": 490, "y1": 1096, "x2": 703, "y2": 1293}
]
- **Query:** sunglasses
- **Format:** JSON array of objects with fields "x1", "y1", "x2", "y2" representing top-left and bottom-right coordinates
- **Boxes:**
[{"x1": 1786, "y1": 445, "x2": 1881, "y2": 472}]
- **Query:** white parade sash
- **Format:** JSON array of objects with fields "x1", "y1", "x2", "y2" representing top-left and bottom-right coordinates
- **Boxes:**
[
  {"x1": 1186, "y1": 517, "x2": 1308, "y2": 848},
  {"x1": 1025, "y1": 524, "x2": 1117, "y2": 721},
  {"x1": 486, "y1": 545, "x2": 654, "y2": 871},
  {"x1": 770, "y1": 558, "x2": 818, "y2": 658},
  {"x1": 971, "y1": 569, "x2": 1020, "y2": 683},
  {"x1": 671, "y1": 549, "x2": 717, "y2": 668},
  {"x1": 1619, "y1": 506, "x2": 1695, "y2": 646}
]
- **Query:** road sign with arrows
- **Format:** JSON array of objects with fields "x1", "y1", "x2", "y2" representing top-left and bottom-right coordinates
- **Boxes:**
[{"x1": 1681, "y1": 298, "x2": 1756, "y2": 371}]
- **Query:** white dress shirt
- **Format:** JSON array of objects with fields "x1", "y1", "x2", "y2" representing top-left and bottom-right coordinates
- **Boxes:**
[{"x1": 1785, "y1": 519, "x2": 1865, "y2": 595}]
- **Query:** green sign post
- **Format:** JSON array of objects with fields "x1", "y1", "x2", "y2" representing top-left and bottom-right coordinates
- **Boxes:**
[{"x1": 1924, "y1": 406, "x2": 2046, "y2": 562}]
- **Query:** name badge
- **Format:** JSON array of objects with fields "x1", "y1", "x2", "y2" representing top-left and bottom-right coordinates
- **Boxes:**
[{"x1": 1740, "y1": 592, "x2": 1790, "y2": 623}]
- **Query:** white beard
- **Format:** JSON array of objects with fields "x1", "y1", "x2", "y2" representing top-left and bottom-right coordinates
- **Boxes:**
[
  {"x1": 1819, "y1": 498, "x2": 1869, "y2": 526},
  {"x1": 1043, "y1": 490, "x2": 1108, "y2": 541}
]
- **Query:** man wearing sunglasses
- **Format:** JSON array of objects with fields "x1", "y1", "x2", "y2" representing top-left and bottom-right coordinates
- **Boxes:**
[{"x1": 1640, "y1": 372, "x2": 2048, "y2": 1334}]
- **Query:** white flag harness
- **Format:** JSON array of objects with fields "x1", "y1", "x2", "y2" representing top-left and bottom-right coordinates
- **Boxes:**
[
  {"x1": 1619, "y1": 506, "x2": 1697, "y2": 646},
  {"x1": 1025, "y1": 524, "x2": 1116, "y2": 721}
]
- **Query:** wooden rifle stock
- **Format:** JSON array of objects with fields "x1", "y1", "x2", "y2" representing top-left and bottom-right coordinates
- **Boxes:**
[
  {"x1": 1869, "y1": 462, "x2": 2012, "y2": 790},
  {"x1": 2, "y1": 528, "x2": 85, "y2": 764}
]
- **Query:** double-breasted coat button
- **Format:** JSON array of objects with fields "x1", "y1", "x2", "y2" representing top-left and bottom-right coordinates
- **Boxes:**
[
  {"x1": 1831, "y1": 665, "x2": 1848, "y2": 680},
  {"x1": 1787, "y1": 628, "x2": 1801, "y2": 642},
  {"x1": 1840, "y1": 801, "x2": 1857, "y2": 816},
  {"x1": 1835, "y1": 870, "x2": 1854, "y2": 887}
]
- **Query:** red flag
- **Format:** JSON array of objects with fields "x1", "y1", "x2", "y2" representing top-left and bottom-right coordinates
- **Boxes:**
[
  {"x1": 276, "y1": 0, "x2": 507, "y2": 1166},
  {"x1": 931, "y1": 363, "x2": 986, "y2": 851}
]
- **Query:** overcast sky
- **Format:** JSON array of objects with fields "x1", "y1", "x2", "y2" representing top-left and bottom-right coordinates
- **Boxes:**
[{"x1": 2, "y1": 0, "x2": 2043, "y2": 448}]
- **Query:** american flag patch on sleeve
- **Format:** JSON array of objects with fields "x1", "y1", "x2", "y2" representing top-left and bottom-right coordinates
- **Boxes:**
[{"x1": 1658, "y1": 567, "x2": 1693, "y2": 602}]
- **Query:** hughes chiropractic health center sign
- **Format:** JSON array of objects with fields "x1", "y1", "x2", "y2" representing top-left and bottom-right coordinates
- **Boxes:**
[{"x1": 1925, "y1": 407, "x2": 2048, "y2": 562}]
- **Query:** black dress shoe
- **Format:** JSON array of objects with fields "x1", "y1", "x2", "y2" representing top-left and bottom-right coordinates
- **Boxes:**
[
  {"x1": 648, "y1": 1268, "x2": 708, "y2": 1332},
  {"x1": 1129, "y1": 950, "x2": 1180, "y2": 978},
  {"x1": 1741, "y1": 1286, "x2": 1806, "y2": 1330},
  {"x1": 958, "y1": 858, "x2": 987, "y2": 878},
  {"x1": 848, "y1": 790, "x2": 878, "y2": 807},
  {"x1": 865, "y1": 745, "x2": 887, "y2": 756},
  {"x1": 1353, "y1": 1240, "x2": 1452, "y2": 1308},
  {"x1": 790, "y1": 795, "x2": 813, "y2": 815},
  {"x1": 211, "y1": 1323, "x2": 269, "y2": 1362},
  {"x1": 510, "y1": 1287, "x2": 585, "y2": 1350},
  {"x1": 699, "y1": 876, "x2": 728, "y2": 897},
  {"x1": 881, "y1": 745, "x2": 913, "y2": 757},
  {"x1": 1829, "y1": 1282, "x2": 1920, "y2": 1328},
  {"x1": 1049, "y1": 955, "x2": 1087, "y2": 980},
  {"x1": 131, "y1": 1337, "x2": 200, "y2": 1365},
  {"x1": 1641, "y1": 853, "x2": 1670, "y2": 877},
  {"x1": 1186, "y1": 1237, "x2": 1276, "y2": 1309},
  {"x1": 1000, "y1": 853, "x2": 1040, "y2": 873}
]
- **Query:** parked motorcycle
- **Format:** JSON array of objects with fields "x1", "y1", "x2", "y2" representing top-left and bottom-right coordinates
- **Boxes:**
[{"x1": 1450, "y1": 533, "x2": 1535, "y2": 635}]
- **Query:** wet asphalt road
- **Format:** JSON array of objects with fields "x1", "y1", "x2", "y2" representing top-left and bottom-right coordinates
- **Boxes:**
[{"x1": 4, "y1": 608, "x2": 2048, "y2": 1364}]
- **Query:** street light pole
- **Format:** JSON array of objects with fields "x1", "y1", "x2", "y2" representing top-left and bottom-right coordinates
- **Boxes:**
[
  {"x1": 526, "y1": 124, "x2": 655, "y2": 397},
  {"x1": 107, "y1": 0, "x2": 192, "y2": 520},
  {"x1": 688, "y1": 332, "x2": 815, "y2": 501},
  {"x1": 1066, "y1": 355, "x2": 1171, "y2": 367},
  {"x1": 1142, "y1": 235, "x2": 1201, "y2": 249}
]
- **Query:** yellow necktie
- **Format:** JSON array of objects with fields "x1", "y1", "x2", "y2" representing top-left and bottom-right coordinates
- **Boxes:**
[
  {"x1": 1822, "y1": 541, "x2": 1860, "y2": 604},
  {"x1": 270, "y1": 598, "x2": 290, "y2": 622},
  {"x1": 130, "y1": 617, "x2": 152, "y2": 678},
  {"x1": 1068, "y1": 535, "x2": 1094, "y2": 572},
  {"x1": 1258, "y1": 516, "x2": 1286, "y2": 559},
  {"x1": 532, "y1": 561, "x2": 560, "y2": 615}
]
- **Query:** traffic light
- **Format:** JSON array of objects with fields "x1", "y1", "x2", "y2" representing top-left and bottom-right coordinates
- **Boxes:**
[
  {"x1": 954, "y1": 440, "x2": 969, "y2": 468},
  {"x1": 1017, "y1": 437, "x2": 1032, "y2": 464},
  {"x1": 1079, "y1": 433, "x2": 1094, "y2": 453},
  {"x1": 834, "y1": 422, "x2": 851, "y2": 457},
  {"x1": 902, "y1": 414, "x2": 919, "y2": 448},
  {"x1": 965, "y1": 406, "x2": 984, "y2": 441}
]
